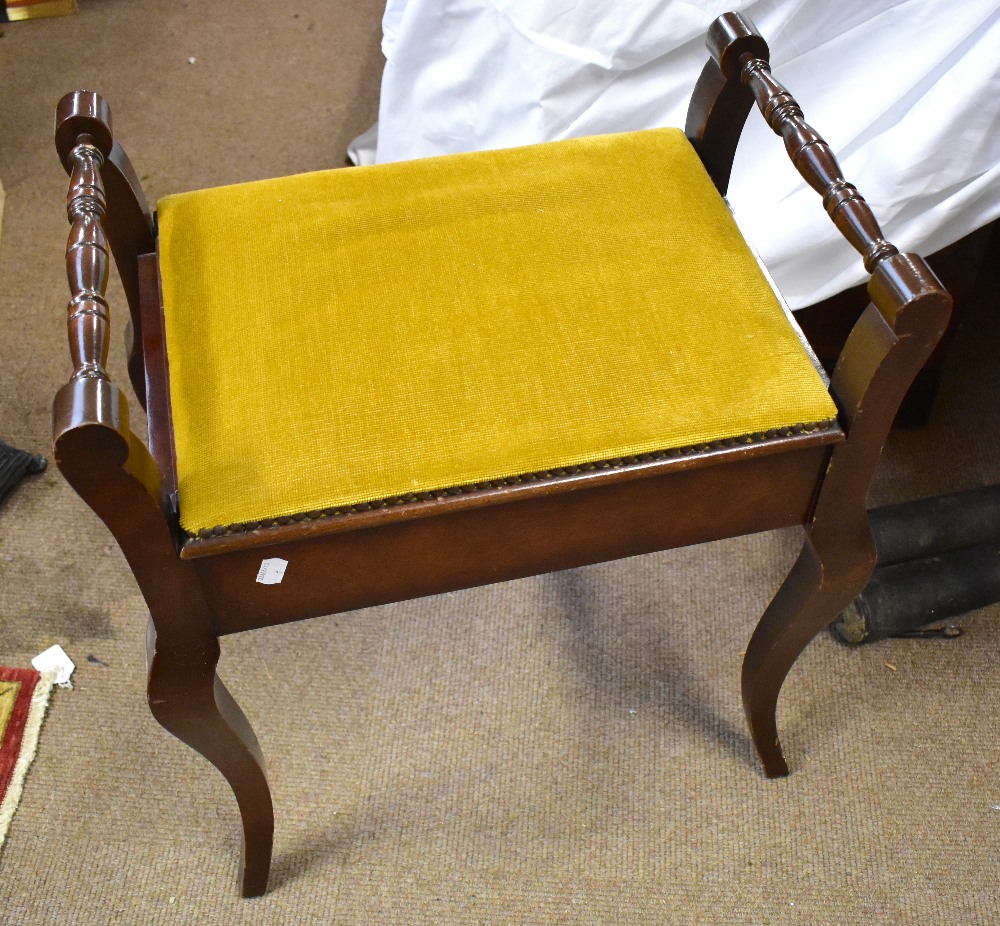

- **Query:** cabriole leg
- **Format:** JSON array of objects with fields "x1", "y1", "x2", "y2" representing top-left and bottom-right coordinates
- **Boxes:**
[
  {"x1": 741, "y1": 536, "x2": 874, "y2": 777},
  {"x1": 146, "y1": 621, "x2": 274, "y2": 897}
]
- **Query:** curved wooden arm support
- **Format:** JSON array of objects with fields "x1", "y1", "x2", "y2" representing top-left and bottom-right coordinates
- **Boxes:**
[
  {"x1": 56, "y1": 91, "x2": 155, "y2": 408},
  {"x1": 55, "y1": 99, "x2": 166, "y2": 563},
  {"x1": 813, "y1": 254, "x2": 952, "y2": 551},
  {"x1": 53, "y1": 385, "x2": 209, "y2": 648},
  {"x1": 685, "y1": 15, "x2": 769, "y2": 194},
  {"x1": 53, "y1": 377, "x2": 274, "y2": 898}
]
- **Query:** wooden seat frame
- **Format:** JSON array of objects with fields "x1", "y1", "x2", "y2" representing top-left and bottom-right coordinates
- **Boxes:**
[{"x1": 53, "y1": 13, "x2": 951, "y2": 897}]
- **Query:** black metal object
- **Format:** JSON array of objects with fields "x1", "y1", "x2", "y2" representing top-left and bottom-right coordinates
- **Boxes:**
[
  {"x1": 0, "y1": 439, "x2": 47, "y2": 505},
  {"x1": 833, "y1": 543, "x2": 1000, "y2": 643},
  {"x1": 868, "y1": 484, "x2": 1000, "y2": 565},
  {"x1": 833, "y1": 486, "x2": 1000, "y2": 644}
]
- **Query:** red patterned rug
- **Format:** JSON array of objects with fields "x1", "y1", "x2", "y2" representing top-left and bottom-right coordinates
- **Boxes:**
[
  {"x1": 1, "y1": 0, "x2": 77, "y2": 23},
  {"x1": 0, "y1": 667, "x2": 54, "y2": 851}
]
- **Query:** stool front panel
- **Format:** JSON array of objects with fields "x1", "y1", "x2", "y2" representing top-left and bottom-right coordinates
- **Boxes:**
[{"x1": 190, "y1": 437, "x2": 837, "y2": 635}]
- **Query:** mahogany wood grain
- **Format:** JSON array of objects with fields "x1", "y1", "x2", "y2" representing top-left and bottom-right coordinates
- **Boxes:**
[{"x1": 181, "y1": 427, "x2": 839, "y2": 557}]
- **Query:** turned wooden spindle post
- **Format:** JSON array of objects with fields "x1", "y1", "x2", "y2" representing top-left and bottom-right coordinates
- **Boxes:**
[
  {"x1": 65, "y1": 141, "x2": 112, "y2": 383},
  {"x1": 738, "y1": 56, "x2": 899, "y2": 273},
  {"x1": 55, "y1": 89, "x2": 155, "y2": 410}
]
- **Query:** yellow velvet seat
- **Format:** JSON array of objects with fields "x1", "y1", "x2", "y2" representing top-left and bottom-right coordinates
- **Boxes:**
[{"x1": 158, "y1": 127, "x2": 836, "y2": 538}]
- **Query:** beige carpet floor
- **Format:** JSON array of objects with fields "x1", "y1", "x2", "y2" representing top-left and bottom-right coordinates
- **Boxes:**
[{"x1": 1, "y1": 1, "x2": 999, "y2": 922}]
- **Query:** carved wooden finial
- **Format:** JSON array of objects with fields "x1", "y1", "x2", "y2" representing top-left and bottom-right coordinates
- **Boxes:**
[
  {"x1": 737, "y1": 56, "x2": 898, "y2": 274},
  {"x1": 55, "y1": 91, "x2": 113, "y2": 169},
  {"x1": 707, "y1": 11, "x2": 769, "y2": 79},
  {"x1": 65, "y1": 141, "x2": 111, "y2": 383}
]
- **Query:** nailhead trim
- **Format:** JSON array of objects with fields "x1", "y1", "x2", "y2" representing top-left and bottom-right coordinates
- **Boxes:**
[{"x1": 185, "y1": 418, "x2": 837, "y2": 543}]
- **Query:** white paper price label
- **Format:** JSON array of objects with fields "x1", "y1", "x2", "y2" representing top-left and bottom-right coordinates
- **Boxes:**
[{"x1": 256, "y1": 558, "x2": 288, "y2": 585}]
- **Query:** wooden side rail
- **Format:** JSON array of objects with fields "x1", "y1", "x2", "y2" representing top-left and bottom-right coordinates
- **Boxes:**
[
  {"x1": 55, "y1": 91, "x2": 155, "y2": 408},
  {"x1": 685, "y1": 12, "x2": 766, "y2": 193},
  {"x1": 53, "y1": 92, "x2": 187, "y2": 632},
  {"x1": 53, "y1": 92, "x2": 141, "y2": 507},
  {"x1": 707, "y1": 12, "x2": 898, "y2": 274}
]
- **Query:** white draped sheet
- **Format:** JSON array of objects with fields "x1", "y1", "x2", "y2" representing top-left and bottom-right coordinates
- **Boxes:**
[{"x1": 359, "y1": 0, "x2": 1000, "y2": 307}]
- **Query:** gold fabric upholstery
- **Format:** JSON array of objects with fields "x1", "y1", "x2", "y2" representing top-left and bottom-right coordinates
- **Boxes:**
[{"x1": 157, "y1": 128, "x2": 837, "y2": 535}]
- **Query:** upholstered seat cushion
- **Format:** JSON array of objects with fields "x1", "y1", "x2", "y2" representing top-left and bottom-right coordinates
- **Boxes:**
[{"x1": 157, "y1": 127, "x2": 837, "y2": 536}]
